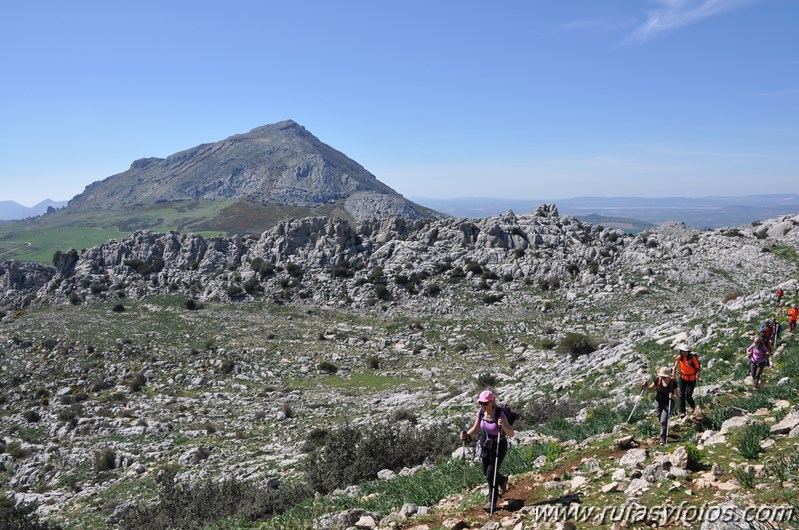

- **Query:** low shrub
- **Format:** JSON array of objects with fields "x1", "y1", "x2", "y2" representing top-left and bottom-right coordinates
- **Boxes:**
[
  {"x1": 94, "y1": 448, "x2": 116, "y2": 472},
  {"x1": 558, "y1": 333, "x2": 596, "y2": 360},
  {"x1": 476, "y1": 372, "x2": 498, "y2": 389},
  {"x1": 226, "y1": 285, "x2": 244, "y2": 298},
  {"x1": 303, "y1": 422, "x2": 456, "y2": 493},
  {"x1": 128, "y1": 373, "x2": 147, "y2": 392},
  {"x1": 23, "y1": 410, "x2": 41, "y2": 423},
  {"x1": 112, "y1": 304, "x2": 125, "y2": 313},
  {"x1": 390, "y1": 408, "x2": 418, "y2": 424},
  {"x1": 514, "y1": 398, "x2": 583, "y2": 431},
  {"x1": 120, "y1": 468, "x2": 314, "y2": 530},
  {"x1": 731, "y1": 466, "x2": 756, "y2": 488},
  {"x1": 243, "y1": 276, "x2": 260, "y2": 293},
  {"x1": 684, "y1": 443, "x2": 706, "y2": 471},
  {"x1": 366, "y1": 355, "x2": 380, "y2": 369},
  {"x1": 0, "y1": 496, "x2": 64, "y2": 529},
  {"x1": 539, "y1": 338, "x2": 556, "y2": 350},
  {"x1": 734, "y1": 423, "x2": 771, "y2": 460},
  {"x1": 317, "y1": 361, "x2": 338, "y2": 374}
]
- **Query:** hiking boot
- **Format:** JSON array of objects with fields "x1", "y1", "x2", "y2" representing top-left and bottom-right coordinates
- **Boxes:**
[
  {"x1": 485, "y1": 497, "x2": 498, "y2": 512},
  {"x1": 660, "y1": 439, "x2": 667, "y2": 445},
  {"x1": 498, "y1": 475, "x2": 508, "y2": 495},
  {"x1": 679, "y1": 412, "x2": 686, "y2": 418}
]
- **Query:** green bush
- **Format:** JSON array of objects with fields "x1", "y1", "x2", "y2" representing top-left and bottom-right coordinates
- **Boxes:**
[
  {"x1": 303, "y1": 423, "x2": 456, "y2": 493},
  {"x1": 464, "y1": 261, "x2": 482, "y2": 274},
  {"x1": 731, "y1": 466, "x2": 756, "y2": 489},
  {"x1": 734, "y1": 423, "x2": 771, "y2": 460},
  {"x1": 128, "y1": 372, "x2": 147, "y2": 392},
  {"x1": 243, "y1": 276, "x2": 260, "y2": 293},
  {"x1": 482, "y1": 294, "x2": 503, "y2": 305},
  {"x1": 303, "y1": 428, "x2": 333, "y2": 453},
  {"x1": 449, "y1": 267, "x2": 466, "y2": 281},
  {"x1": 23, "y1": 410, "x2": 41, "y2": 423},
  {"x1": 558, "y1": 333, "x2": 596, "y2": 360},
  {"x1": 390, "y1": 408, "x2": 418, "y2": 424},
  {"x1": 515, "y1": 398, "x2": 584, "y2": 431},
  {"x1": 684, "y1": 444, "x2": 706, "y2": 471},
  {"x1": 366, "y1": 355, "x2": 380, "y2": 369},
  {"x1": 424, "y1": 283, "x2": 441, "y2": 297},
  {"x1": 226, "y1": 285, "x2": 244, "y2": 298},
  {"x1": 94, "y1": 448, "x2": 117, "y2": 472},
  {"x1": 539, "y1": 338, "x2": 556, "y2": 350},
  {"x1": 476, "y1": 372, "x2": 498, "y2": 389},
  {"x1": 0, "y1": 496, "x2": 64, "y2": 529},
  {"x1": 331, "y1": 260, "x2": 354, "y2": 279},
  {"x1": 317, "y1": 361, "x2": 338, "y2": 374},
  {"x1": 120, "y1": 468, "x2": 314, "y2": 530}
]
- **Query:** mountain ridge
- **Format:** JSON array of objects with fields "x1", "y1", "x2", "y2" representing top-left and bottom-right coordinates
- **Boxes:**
[{"x1": 66, "y1": 120, "x2": 436, "y2": 222}]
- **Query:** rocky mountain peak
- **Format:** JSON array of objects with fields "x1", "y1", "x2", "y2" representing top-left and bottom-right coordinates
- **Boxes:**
[{"x1": 66, "y1": 120, "x2": 440, "y2": 222}]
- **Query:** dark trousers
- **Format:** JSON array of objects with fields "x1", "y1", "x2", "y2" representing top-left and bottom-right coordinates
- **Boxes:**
[
  {"x1": 750, "y1": 361, "x2": 766, "y2": 385},
  {"x1": 656, "y1": 402, "x2": 672, "y2": 442},
  {"x1": 481, "y1": 437, "x2": 508, "y2": 501},
  {"x1": 678, "y1": 378, "x2": 696, "y2": 414}
]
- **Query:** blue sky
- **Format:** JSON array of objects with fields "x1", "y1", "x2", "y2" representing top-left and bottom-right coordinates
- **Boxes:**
[{"x1": 1, "y1": 0, "x2": 796, "y2": 206}]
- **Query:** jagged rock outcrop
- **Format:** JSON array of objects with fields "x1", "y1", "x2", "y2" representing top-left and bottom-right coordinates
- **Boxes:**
[{"x1": 2, "y1": 209, "x2": 797, "y2": 313}]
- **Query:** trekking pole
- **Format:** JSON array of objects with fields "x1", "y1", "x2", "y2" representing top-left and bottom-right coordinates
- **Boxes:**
[
  {"x1": 627, "y1": 386, "x2": 646, "y2": 423},
  {"x1": 665, "y1": 396, "x2": 672, "y2": 445},
  {"x1": 490, "y1": 429, "x2": 501, "y2": 516},
  {"x1": 460, "y1": 429, "x2": 470, "y2": 488}
]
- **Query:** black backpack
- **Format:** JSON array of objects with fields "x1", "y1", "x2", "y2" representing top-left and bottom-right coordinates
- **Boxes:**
[{"x1": 479, "y1": 402, "x2": 521, "y2": 428}]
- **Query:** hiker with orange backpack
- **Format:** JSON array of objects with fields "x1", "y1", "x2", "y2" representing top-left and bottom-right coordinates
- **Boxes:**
[
  {"x1": 672, "y1": 344, "x2": 701, "y2": 417},
  {"x1": 460, "y1": 390, "x2": 515, "y2": 513},
  {"x1": 788, "y1": 304, "x2": 798, "y2": 332}
]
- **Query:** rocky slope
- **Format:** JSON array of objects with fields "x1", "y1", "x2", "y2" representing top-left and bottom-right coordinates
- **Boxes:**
[
  {"x1": 0, "y1": 206, "x2": 798, "y2": 528},
  {"x1": 65, "y1": 120, "x2": 437, "y2": 222}
]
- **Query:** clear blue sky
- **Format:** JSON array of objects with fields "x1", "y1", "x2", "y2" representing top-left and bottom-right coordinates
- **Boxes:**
[{"x1": 1, "y1": 0, "x2": 796, "y2": 206}]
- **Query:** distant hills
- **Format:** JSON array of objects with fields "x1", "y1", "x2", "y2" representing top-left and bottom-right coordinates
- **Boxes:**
[
  {"x1": 413, "y1": 194, "x2": 799, "y2": 229},
  {"x1": 0, "y1": 199, "x2": 67, "y2": 221}
]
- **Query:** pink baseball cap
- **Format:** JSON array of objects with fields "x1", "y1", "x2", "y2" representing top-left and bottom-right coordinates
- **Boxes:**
[{"x1": 478, "y1": 390, "x2": 495, "y2": 403}]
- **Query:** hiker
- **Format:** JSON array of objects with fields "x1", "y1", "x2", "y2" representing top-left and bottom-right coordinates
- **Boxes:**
[
  {"x1": 759, "y1": 319, "x2": 776, "y2": 353},
  {"x1": 642, "y1": 367, "x2": 678, "y2": 445},
  {"x1": 460, "y1": 389, "x2": 514, "y2": 511},
  {"x1": 776, "y1": 288, "x2": 784, "y2": 306},
  {"x1": 788, "y1": 304, "x2": 798, "y2": 332},
  {"x1": 672, "y1": 343, "x2": 701, "y2": 417},
  {"x1": 746, "y1": 336, "x2": 770, "y2": 387}
]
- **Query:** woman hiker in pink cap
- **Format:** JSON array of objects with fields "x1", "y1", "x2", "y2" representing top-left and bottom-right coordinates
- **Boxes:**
[{"x1": 460, "y1": 389, "x2": 515, "y2": 511}]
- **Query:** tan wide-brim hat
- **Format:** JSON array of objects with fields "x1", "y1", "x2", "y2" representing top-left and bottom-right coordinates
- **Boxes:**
[{"x1": 657, "y1": 367, "x2": 672, "y2": 378}]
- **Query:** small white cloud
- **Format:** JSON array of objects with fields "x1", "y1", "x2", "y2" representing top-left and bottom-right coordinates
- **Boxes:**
[
  {"x1": 626, "y1": 0, "x2": 759, "y2": 43},
  {"x1": 755, "y1": 89, "x2": 799, "y2": 96},
  {"x1": 559, "y1": 18, "x2": 636, "y2": 33}
]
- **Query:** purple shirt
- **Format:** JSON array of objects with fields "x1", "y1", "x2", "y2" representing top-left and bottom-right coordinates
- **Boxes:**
[
  {"x1": 747, "y1": 342, "x2": 769, "y2": 363},
  {"x1": 477, "y1": 409, "x2": 507, "y2": 438}
]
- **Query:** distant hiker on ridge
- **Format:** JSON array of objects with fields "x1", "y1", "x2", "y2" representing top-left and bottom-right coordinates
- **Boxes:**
[
  {"x1": 672, "y1": 343, "x2": 701, "y2": 417},
  {"x1": 776, "y1": 287, "x2": 784, "y2": 306}
]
